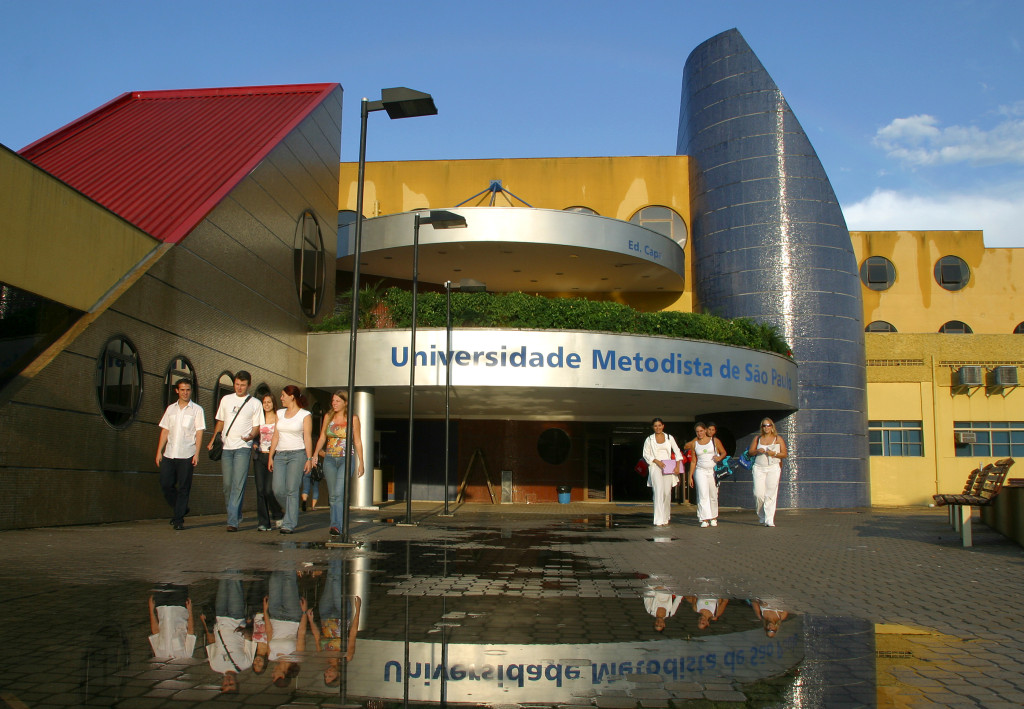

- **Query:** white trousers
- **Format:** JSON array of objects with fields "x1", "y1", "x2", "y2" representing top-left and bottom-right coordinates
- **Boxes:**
[
  {"x1": 650, "y1": 466, "x2": 677, "y2": 525},
  {"x1": 753, "y1": 463, "x2": 782, "y2": 525},
  {"x1": 694, "y1": 467, "x2": 718, "y2": 521}
]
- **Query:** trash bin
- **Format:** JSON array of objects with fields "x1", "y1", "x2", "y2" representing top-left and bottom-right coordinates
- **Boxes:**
[{"x1": 557, "y1": 485, "x2": 571, "y2": 504}]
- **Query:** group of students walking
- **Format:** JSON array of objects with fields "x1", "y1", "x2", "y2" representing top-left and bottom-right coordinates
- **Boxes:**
[
  {"x1": 642, "y1": 416, "x2": 787, "y2": 528},
  {"x1": 156, "y1": 371, "x2": 364, "y2": 536}
]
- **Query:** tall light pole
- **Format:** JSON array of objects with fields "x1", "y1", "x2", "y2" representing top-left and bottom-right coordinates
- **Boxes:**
[
  {"x1": 340, "y1": 88, "x2": 437, "y2": 545},
  {"x1": 400, "y1": 210, "x2": 467, "y2": 526},
  {"x1": 441, "y1": 278, "x2": 485, "y2": 517}
]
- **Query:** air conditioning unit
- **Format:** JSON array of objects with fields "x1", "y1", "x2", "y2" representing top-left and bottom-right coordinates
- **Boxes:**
[
  {"x1": 957, "y1": 366, "x2": 984, "y2": 387},
  {"x1": 993, "y1": 366, "x2": 1019, "y2": 386},
  {"x1": 954, "y1": 431, "x2": 977, "y2": 444}
]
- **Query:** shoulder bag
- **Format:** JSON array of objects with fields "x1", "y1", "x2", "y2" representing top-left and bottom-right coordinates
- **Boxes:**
[{"x1": 208, "y1": 395, "x2": 252, "y2": 461}]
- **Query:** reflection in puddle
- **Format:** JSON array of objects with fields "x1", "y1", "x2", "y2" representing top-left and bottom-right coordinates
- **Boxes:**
[{"x1": 2, "y1": 523, "x2": 966, "y2": 706}]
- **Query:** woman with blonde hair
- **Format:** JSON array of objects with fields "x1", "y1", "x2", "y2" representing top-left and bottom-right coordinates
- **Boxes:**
[
  {"x1": 748, "y1": 417, "x2": 788, "y2": 527},
  {"x1": 312, "y1": 390, "x2": 365, "y2": 537}
]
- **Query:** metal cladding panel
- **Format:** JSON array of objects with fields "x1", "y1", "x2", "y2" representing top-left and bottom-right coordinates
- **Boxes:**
[
  {"x1": 680, "y1": 29, "x2": 869, "y2": 508},
  {"x1": 19, "y1": 83, "x2": 341, "y2": 244}
]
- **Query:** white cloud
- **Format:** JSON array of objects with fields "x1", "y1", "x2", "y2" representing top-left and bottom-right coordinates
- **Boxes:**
[
  {"x1": 843, "y1": 188, "x2": 1024, "y2": 248},
  {"x1": 873, "y1": 113, "x2": 1024, "y2": 166}
]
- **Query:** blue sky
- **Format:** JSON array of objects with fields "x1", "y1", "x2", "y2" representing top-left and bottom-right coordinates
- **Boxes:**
[{"x1": 4, "y1": 0, "x2": 1023, "y2": 246}]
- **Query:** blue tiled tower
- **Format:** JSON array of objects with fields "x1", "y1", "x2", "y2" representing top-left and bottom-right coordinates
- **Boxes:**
[{"x1": 679, "y1": 29, "x2": 869, "y2": 507}]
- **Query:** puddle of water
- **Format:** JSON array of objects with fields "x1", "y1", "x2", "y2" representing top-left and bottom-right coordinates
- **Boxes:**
[{"x1": 0, "y1": 523, "x2": 986, "y2": 707}]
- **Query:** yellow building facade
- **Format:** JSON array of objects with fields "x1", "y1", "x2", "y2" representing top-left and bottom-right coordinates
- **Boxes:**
[
  {"x1": 340, "y1": 160, "x2": 1023, "y2": 507},
  {"x1": 852, "y1": 230, "x2": 1023, "y2": 505}
]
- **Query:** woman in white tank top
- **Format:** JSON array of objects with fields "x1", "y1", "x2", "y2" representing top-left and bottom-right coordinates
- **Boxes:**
[
  {"x1": 688, "y1": 422, "x2": 726, "y2": 528},
  {"x1": 748, "y1": 417, "x2": 788, "y2": 527}
]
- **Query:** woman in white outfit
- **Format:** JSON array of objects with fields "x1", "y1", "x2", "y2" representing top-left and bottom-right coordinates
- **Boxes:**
[
  {"x1": 749, "y1": 417, "x2": 788, "y2": 527},
  {"x1": 688, "y1": 422, "x2": 726, "y2": 527},
  {"x1": 644, "y1": 586, "x2": 683, "y2": 632},
  {"x1": 642, "y1": 418, "x2": 682, "y2": 526}
]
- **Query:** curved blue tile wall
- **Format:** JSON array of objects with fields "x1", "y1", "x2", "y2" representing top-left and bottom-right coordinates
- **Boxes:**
[{"x1": 679, "y1": 29, "x2": 869, "y2": 508}]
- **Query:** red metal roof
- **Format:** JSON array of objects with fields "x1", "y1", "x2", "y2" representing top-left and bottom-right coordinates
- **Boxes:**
[{"x1": 20, "y1": 83, "x2": 340, "y2": 243}]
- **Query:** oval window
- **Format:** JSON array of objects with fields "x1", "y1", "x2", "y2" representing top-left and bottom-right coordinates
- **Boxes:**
[{"x1": 537, "y1": 428, "x2": 572, "y2": 465}]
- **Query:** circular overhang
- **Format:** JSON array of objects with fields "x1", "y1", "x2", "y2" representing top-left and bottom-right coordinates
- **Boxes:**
[
  {"x1": 308, "y1": 329, "x2": 797, "y2": 422},
  {"x1": 336, "y1": 207, "x2": 686, "y2": 292}
]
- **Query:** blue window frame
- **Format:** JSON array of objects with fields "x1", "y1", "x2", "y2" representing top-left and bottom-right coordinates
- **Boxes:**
[
  {"x1": 869, "y1": 420, "x2": 924, "y2": 457},
  {"x1": 954, "y1": 421, "x2": 1024, "y2": 458}
]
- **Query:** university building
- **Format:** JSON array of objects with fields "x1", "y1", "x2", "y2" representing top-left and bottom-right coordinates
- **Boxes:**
[{"x1": 1, "y1": 30, "x2": 1020, "y2": 529}]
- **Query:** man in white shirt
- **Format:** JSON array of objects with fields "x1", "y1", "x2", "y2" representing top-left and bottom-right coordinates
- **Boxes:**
[
  {"x1": 157, "y1": 379, "x2": 206, "y2": 530},
  {"x1": 207, "y1": 371, "x2": 261, "y2": 531}
]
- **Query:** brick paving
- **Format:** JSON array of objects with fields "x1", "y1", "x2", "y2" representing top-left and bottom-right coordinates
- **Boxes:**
[{"x1": 0, "y1": 501, "x2": 1022, "y2": 707}]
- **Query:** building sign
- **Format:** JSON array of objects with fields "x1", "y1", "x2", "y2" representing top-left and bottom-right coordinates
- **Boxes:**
[{"x1": 308, "y1": 330, "x2": 798, "y2": 410}]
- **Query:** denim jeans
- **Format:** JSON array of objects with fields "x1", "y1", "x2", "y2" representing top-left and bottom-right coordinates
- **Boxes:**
[
  {"x1": 319, "y1": 558, "x2": 357, "y2": 629},
  {"x1": 300, "y1": 473, "x2": 320, "y2": 502},
  {"x1": 268, "y1": 570, "x2": 302, "y2": 623},
  {"x1": 216, "y1": 571, "x2": 245, "y2": 620},
  {"x1": 323, "y1": 455, "x2": 349, "y2": 531},
  {"x1": 221, "y1": 448, "x2": 251, "y2": 527},
  {"x1": 272, "y1": 449, "x2": 305, "y2": 531}
]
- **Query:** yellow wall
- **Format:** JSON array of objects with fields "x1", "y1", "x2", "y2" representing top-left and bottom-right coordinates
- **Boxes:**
[
  {"x1": 339, "y1": 156, "x2": 695, "y2": 311},
  {"x1": 851, "y1": 230, "x2": 1023, "y2": 334},
  {"x1": 866, "y1": 333, "x2": 1023, "y2": 505},
  {"x1": 1, "y1": 145, "x2": 158, "y2": 312}
]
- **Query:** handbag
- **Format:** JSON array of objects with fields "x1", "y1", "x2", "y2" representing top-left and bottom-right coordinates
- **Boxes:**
[
  {"x1": 208, "y1": 395, "x2": 252, "y2": 461},
  {"x1": 310, "y1": 458, "x2": 325, "y2": 482},
  {"x1": 714, "y1": 456, "x2": 734, "y2": 482},
  {"x1": 634, "y1": 458, "x2": 648, "y2": 476}
]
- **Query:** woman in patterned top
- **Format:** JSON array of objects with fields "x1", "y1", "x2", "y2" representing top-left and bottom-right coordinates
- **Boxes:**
[{"x1": 312, "y1": 391, "x2": 365, "y2": 537}]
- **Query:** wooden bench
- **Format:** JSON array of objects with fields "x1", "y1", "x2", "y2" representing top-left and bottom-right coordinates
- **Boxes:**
[{"x1": 933, "y1": 458, "x2": 1015, "y2": 546}]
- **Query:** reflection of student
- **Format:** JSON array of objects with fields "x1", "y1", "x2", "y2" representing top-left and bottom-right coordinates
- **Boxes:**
[
  {"x1": 685, "y1": 595, "x2": 729, "y2": 630},
  {"x1": 752, "y1": 600, "x2": 790, "y2": 637},
  {"x1": 643, "y1": 586, "x2": 682, "y2": 632},
  {"x1": 315, "y1": 558, "x2": 362, "y2": 685},
  {"x1": 263, "y1": 570, "x2": 309, "y2": 687},
  {"x1": 147, "y1": 586, "x2": 196, "y2": 658},
  {"x1": 201, "y1": 572, "x2": 253, "y2": 693}
]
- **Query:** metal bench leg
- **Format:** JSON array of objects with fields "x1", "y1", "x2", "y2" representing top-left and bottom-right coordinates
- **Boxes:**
[
  {"x1": 959, "y1": 505, "x2": 973, "y2": 547},
  {"x1": 949, "y1": 505, "x2": 955, "y2": 528},
  {"x1": 952, "y1": 505, "x2": 962, "y2": 531}
]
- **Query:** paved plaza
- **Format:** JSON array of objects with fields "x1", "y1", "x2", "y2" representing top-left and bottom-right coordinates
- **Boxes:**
[{"x1": 1, "y1": 502, "x2": 1022, "y2": 708}]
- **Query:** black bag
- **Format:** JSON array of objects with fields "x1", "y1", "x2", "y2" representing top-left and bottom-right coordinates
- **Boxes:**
[
  {"x1": 208, "y1": 395, "x2": 252, "y2": 462},
  {"x1": 208, "y1": 433, "x2": 224, "y2": 461},
  {"x1": 310, "y1": 459, "x2": 325, "y2": 482}
]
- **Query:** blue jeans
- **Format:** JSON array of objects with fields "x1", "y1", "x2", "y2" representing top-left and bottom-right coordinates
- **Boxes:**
[
  {"x1": 216, "y1": 571, "x2": 245, "y2": 620},
  {"x1": 323, "y1": 455, "x2": 349, "y2": 530},
  {"x1": 301, "y1": 473, "x2": 320, "y2": 502},
  {"x1": 272, "y1": 449, "x2": 305, "y2": 531},
  {"x1": 221, "y1": 448, "x2": 251, "y2": 527},
  {"x1": 319, "y1": 558, "x2": 357, "y2": 628},
  {"x1": 268, "y1": 570, "x2": 302, "y2": 623}
]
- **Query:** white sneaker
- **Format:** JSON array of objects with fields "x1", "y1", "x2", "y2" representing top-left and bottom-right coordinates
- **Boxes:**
[
  {"x1": 710, "y1": 519, "x2": 718, "y2": 527},
  {"x1": 700, "y1": 521, "x2": 709, "y2": 528}
]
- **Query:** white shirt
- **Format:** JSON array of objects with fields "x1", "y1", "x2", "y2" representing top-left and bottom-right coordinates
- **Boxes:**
[
  {"x1": 148, "y1": 604, "x2": 197, "y2": 659},
  {"x1": 214, "y1": 393, "x2": 261, "y2": 451},
  {"x1": 275, "y1": 409, "x2": 310, "y2": 451},
  {"x1": 159, "y1": 400, "x2": 206, "y2": 459},
  {"x1": 206, "y1": 616, "x2": 253, "y2": 673}
]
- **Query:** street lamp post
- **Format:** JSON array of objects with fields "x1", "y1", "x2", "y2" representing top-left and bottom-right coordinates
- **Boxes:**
[
  {"x1": 441, "y1": 278, "x2": 485, "y2": 517},
  {"x1": 400, "y1": 211, "x2": 467, "y2": 526},
  {"x1": 339, "y1": 88, "x2": 437, "y2": 545}
]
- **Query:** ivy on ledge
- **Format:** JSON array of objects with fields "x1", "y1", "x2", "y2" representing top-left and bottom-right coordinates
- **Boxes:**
[{"x1": 312, "y1": 286, "x2": 792, "y2": 357}]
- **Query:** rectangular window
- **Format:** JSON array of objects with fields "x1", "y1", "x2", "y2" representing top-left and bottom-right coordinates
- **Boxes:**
[
  {"x1": 954, "y1": 421, "x2": 1024, "y2": 458},
  {"x1": 868, "y1": 420, "x2": 924, "y2": 456}
]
